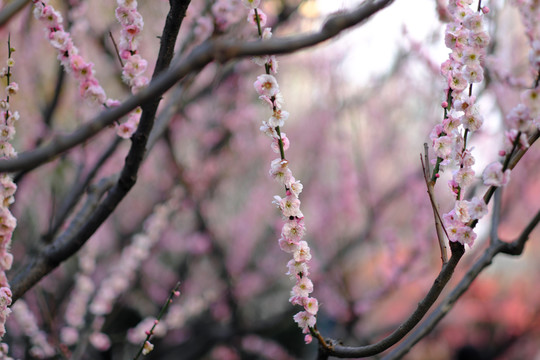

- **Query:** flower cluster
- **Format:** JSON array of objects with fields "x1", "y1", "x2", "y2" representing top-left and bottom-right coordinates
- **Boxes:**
[
  {"x1": 431, "y1": 0, "x2": 490, "y2": 247},
  {"x1": 32, "y1": 0, "x2": 108, "y2": 105},
  {"x1": 59, "y1": 189, "x2": 180, "y2": 351},
  {"x1": 243, "y1": 0, "x2": 318, "y2": 343},
  {"x1": 114, "y1": 0, "x2": 149, "y2": 138},
  {"x1": 32, "y1": 0, "x2": 149, "y2": 139},
  {"x1": 496, "y1": 0, "x2": 540, "y2": 161},
  {"x1": 0, "y1": 46, "x2": 18, "y2": 344},
  {"x1": 11, "y1": 300, "x2": 55, "y2": 358}
]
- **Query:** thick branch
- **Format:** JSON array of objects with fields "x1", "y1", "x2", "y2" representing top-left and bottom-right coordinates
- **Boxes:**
[{"x1": 0, "y1": 0, "x2": 394, "y2": 173}]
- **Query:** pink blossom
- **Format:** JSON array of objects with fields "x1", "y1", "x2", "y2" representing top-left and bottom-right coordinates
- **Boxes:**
[
  {"x1": 293, "y1": 241, "x2": 312, "y2": 263},
  {"x1": 271, "y1": 133, "x2": 290, "y2": 153},
  {"x1": 282, "y1": 219, "x2": 306, "y2": 242},
  {"x1": 453, "y1": 167, "x2": 475, "y2": 188},
  {"x1": 269, "y1": 158, "x2": 292, "y2": 184},
  {"x1": 455, "y1": 226, "x2": 477, "y2": 247},
  {"x1": 5, "y1": 83, "x2": 18, "y2": 96},
  {"x1": 433, "y1": 135, "x2": 454, "y2": 158},
  {"x1": 289, "y1": 178, "x2": 303, "y2": 197},
  {"x1": 482, "y1": 162, "x2": 511, "y2": 187},
  {"x1": 269, "y1": 109, "x2": 289, "y2": 127},
  {"x1": 304, "y1": 297, "x2": 319, "y2": 315},
  {"x1": 285, "y1": 259, "x2": 309, "y2": 278},
  {"x1": 278, "y1": 236, "x2": 299, "y2": 253},
  {"x1": 292, "y1": 277, "x2": 313, "y2": 297},
  {"x1": 254, "y1": 74, "x2": 279, "y2": 97},
  {"x1": 454, "y1": 200, "x2": 471, "y2": 223},
  {"x1": 449, "y1": 71, "x2": 468, "y2": 91},
  {"x1": 247, "y1": 8, "x2": 267, "y2": 27},
  {"x1": 293, "y1": 311, "x2": 316, "y2": 329},
  {"x1": 460, "y1": 109, "x2": 483, "y2": 131},
  {"x1": 468, "y1": 196, "x2": 488, "y2": 220},
  {"x1": 463, "y1": 64, "x2": 484, "y2": 83},
  {"x1": 506, "y1": 104, "x2": 532, "y2": 132}
]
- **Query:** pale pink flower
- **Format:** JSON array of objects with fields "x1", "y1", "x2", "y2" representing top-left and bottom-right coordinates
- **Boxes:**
[
  {"x1": 5, "y1": 83, "x2": 18, "y2": 96},
  {"x1": 247, "y1": 8, "x2": 267, "y2": 27},
  {"x1": 469, "y1": 31, "x2": 490, "y2": 48},
  {"x1": 269, "y1": 158, "x2": 292, "y2": 184},
  {"x1": 271, "y1": 133, "x2": 290, "y2": 153},
  {"x1": 506, "y1": 104, "x2": 532, "y2": 132},
  {"x1": 449, "y1": 71, "x2": 468, "y2": 91},
  {"x1": 454, "y1": 200, "x2": 471, "y2": 223},
  {"x1": 269, "y1": 109, "x2": 289, "y2": 127},
  {"x1": 455, "y1": 226, "x2": 476, "y2": 247},
  {"x1": 293, "y1": 241, "x2": 311, "y2": 262},
  {"x1": 453, "y1": 167, "x2": 475, "y2": 187},
  {"x1": 293, "y1": 311, "x2": 316, "y2": 329},
  {"x1": 260, "y1": 121, "x2": 278, "y2": 138},
  {"x1": 468, "y1": 197, "x2": 487, "y2": 220},
  {"x1": 292, "y1": 277, "x2": 313, "y2": 297},
  {"x1": 463, "y1": 64, "x2": 484, "y2": 83},
  {"x1": 49, "y1": 30, "x2": 72, "y2": 51},
  {"x1": 304, "y1": 297, "x2": 319, "y2": 315},
  {"x1": 278, "y1": 236, "x2": 299, "y2": 253},
  {"x1": 289, "y1": 178, "x2": 303, "y2": 197},
  {"x1": 254, "y1": 74, "x2": 279, "y2": 97},
  {"x1": 463, "y1": 12, "x2": 483, "y2": 32},
  {"x1": 433, "y1": 135, "x2": 454, "y2": 158},
  {"x1": 461, "y1": 109, "x2": 483, "y2": 131},
  {"x1": 282, "y1": 219, "x2": 306, "y2": 242},
  {"x1": 482, "y1": 162, "x2": 510, "y2": 187},
  {"x1": 285, "y1": 259, "x2": 309, "y2": 278}
]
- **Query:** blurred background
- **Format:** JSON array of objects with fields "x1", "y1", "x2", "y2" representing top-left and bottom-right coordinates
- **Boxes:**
[{"x1": 0, "y1": 0, "x2": 539, "y2": 359}]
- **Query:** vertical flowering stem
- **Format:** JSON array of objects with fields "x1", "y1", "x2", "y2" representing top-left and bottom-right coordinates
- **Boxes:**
[
  {"x1": 132, "y1": 282, "x2": 181, "y2": 360},
  {"x1": 243, "y1": 0, "x2": 319, "y2": 344},
  {"x1": 0, "y1": 35, "x2": 19, "y2": 344},
  {"x1": 428, "y1": 0, "x2": 491, "y2": 249}
]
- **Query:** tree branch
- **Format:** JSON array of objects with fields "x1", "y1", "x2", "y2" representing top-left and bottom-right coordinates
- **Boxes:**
[
  {"x1": 322, "y1": 242, "x2": 464, "y2": 358},
  {"x1": 0, "y1": 0, "x2": 394, "y2": 173},
  {"x1": 382, "y1": 206, "x2": 540, "y2": 359}
]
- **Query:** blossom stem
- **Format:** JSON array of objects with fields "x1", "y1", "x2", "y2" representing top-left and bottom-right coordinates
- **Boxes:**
[{"x1": 133, "y1": 282, "x2": 181, "y2": 360}]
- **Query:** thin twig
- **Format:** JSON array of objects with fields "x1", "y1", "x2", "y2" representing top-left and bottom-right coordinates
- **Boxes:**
[{"x1": 421, "y1": 147, "x2": 448, "y2": 264}]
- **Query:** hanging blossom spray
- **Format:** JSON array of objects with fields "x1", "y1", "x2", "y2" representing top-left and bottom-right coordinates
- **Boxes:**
[
  {"x1": 430, "y1": 0, "x2": 491, "y2": 247},
  {"x1": 0, "y1": 37, "x2": 20, "y2": 358},
  {"x1": 242, "y1": 0, "x2": 319, "y2": 344},
  {"x1": 31, "y1": 0, "x2": 148, "y2": 139}
]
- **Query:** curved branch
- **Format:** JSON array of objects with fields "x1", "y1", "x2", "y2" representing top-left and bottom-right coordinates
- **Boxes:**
[
  {"x1": 382, "y1": 206, "x2": 540, "y2": 359},
  {"x1": 324, "y1": 242, "x2": 465, "y2": 358},
  {"x1": 0, "y1": 0, "x2": 394, "y2": 173}
]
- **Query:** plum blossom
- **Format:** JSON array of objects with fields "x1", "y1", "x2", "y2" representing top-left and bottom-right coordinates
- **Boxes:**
[
  {"x1": 482, "y1": 162, "x2": 511, "y2": 187},
  {"x1": 254, "y1": 74, "x2": 279, "y2": 97}
]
